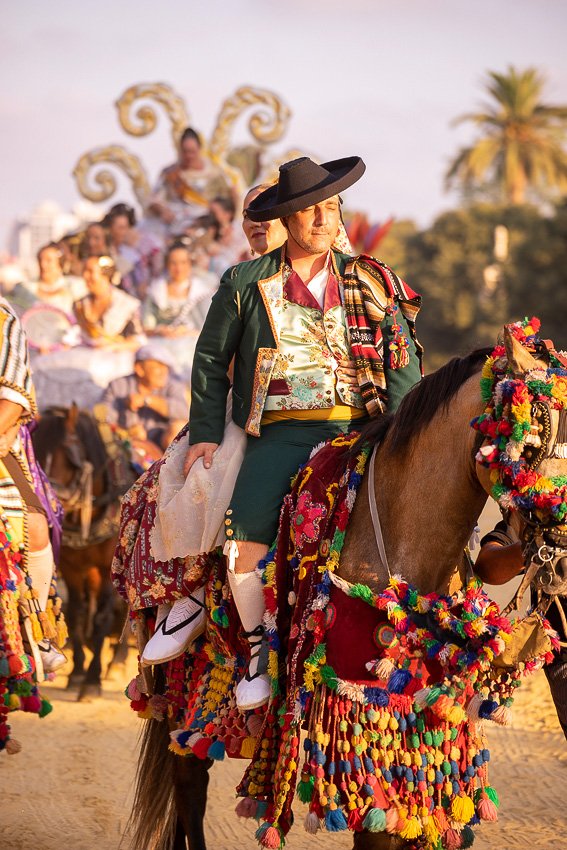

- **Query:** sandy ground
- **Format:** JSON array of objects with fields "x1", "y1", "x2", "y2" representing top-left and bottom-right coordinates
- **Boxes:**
[
  {"x1": 0, "y1": 643, "x2": 565, "y2": 850},
  {"x1": 1, "y1": 502, "x2": 565, "y2": 850}
]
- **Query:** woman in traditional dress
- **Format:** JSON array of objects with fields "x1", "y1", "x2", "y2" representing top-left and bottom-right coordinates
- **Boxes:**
[
  {"x1": 147, "y1": 128, "x2": 236, "y2": 237},
  {"x1": 10, "y1": 242, "x2": 86, "y2": 317},
  {"x1": 142, "y1": 242, "x2": 216, "y2": 339},
  {"x1": 104, "y1": 204, "x2": 162, "y2": 299},
  {"x1": 73, "y1": 255, "x2": 143, "y2": 349}
]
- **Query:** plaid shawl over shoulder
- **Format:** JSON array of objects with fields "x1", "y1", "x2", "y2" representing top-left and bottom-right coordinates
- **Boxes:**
[{"x1": 343, "y1": 254, "x2": 422, "y2": 416}]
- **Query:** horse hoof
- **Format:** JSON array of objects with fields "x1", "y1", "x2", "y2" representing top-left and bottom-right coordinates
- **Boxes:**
[
  {"x1": 66, "y1": 673, "x2": 86, "y2": 689},
  {"x1": 105, "y1": 662, "x2": 126, "y2": 682},
  {"x1": 77, "y1": 683, "x2": 102, "y2": 702}
]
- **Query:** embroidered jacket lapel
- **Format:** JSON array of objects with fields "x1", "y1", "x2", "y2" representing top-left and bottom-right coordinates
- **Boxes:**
[{"x1": 257, "y1": 249, "x2": 285, "y2": 344}]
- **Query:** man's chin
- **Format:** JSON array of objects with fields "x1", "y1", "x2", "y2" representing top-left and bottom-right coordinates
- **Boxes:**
[{"x1": 305, "y1": 237, "x2": 333, "y2": 255}]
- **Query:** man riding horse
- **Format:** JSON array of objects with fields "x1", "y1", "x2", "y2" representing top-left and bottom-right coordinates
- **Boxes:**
[{"x1": 141, "y1": 155, "x2": 423, "y2": 711}]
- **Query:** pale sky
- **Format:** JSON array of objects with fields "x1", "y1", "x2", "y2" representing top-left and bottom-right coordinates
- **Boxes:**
[{"x1": 2, "y1": 0, "x2": 567, "y2": 248}]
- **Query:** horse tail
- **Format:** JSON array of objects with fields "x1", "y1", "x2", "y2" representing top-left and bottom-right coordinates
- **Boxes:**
[{"x1": 126, "y1": 716, "x2": 177, "y2": 850}]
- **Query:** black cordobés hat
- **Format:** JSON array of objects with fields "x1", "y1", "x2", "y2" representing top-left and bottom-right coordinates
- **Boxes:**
[{"x1": 246, "y1": 156, "x2": 366, "y2": 222}]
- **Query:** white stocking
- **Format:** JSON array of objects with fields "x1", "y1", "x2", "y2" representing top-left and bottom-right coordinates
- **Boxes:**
[
  {"x1": 226, "y1": 569, "x2": 266, "y2": 633},
  {"x1": 26, "y1": 542, "x2": 54, "y2": 611}
]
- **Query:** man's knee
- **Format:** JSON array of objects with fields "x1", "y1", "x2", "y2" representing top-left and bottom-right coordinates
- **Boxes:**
[
  {"x1": 27, "y1": 512, "x2": 50, "y2": 551},
  {"x1": 227, "y1": 540, "x2": 268, "y2": 574}
]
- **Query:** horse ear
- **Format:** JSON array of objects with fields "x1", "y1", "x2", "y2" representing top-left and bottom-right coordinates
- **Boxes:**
[
  {"x1": 503, "y1": 326, "x2": 539, "y2": 376},
  {"x1": 65, "y1": 402, "x2": 79, "y2": 434}
]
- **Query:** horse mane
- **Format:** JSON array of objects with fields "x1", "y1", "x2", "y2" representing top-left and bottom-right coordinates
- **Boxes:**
[
  {"x1": 33, "y1": 407, "x2": 108, "y2": 471},
  {"x1": 360, "y1": 347, "x2": 493, "y2": 453}
]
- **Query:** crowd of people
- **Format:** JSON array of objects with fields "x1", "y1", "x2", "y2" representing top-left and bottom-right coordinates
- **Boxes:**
[{"x1": 1, "y1": 127, "x2": 258, "y2": 460}]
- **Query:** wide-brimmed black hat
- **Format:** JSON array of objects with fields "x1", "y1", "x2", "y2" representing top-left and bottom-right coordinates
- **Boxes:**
[{"x1": 246, "y1": 155, "x2": 366, "y2": 221}]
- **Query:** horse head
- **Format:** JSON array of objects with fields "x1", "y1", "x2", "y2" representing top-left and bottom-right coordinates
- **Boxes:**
[
  {"x1": 33, "y1": 405, "x2": 114, "y2": 545},
  {"x1": 33, "y1": 405, "x2": 90, "y2": 508},
  {"x1": 474, "y1": 321, "x2": 567, "y2": 604}
]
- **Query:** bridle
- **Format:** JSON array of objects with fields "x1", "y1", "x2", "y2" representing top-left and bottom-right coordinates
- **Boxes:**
[
  {"x1": 44, "y1": 428, "x2": 107, "y2": 545},
  {"x1": 498, "y1": 398, "x2": 567, "y2": 643}
]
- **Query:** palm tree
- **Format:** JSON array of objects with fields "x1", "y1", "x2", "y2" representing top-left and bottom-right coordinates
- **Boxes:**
[{"x1": 446, "y1": 66, "x2": 567, "y2": 204}]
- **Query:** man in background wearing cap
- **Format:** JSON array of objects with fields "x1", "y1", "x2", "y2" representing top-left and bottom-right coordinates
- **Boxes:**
[
  {"x1": 142, "y1": 156, "x2": 423, "y2": 710},
  {"x1": 102, "y1": 344, "x2": 188, "y2": 453}
]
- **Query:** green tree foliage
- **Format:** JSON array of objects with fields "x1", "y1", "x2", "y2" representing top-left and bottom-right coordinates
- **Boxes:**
[
  {"x1": 379, "y1": 204, "x2": 567, "y2": 370},
  {"x1": 446, "y1": 67, "x2": 567, "y2": 204}
]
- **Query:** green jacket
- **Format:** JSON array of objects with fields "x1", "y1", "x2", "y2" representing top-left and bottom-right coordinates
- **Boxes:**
[{"x1": 189, "y1": 246, "x2": 421, "y2": 445}]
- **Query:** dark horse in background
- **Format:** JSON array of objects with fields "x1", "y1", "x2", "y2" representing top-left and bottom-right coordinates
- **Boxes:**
[{"x1": 33, "y1": 405, "x2": 138, "y2": 700}]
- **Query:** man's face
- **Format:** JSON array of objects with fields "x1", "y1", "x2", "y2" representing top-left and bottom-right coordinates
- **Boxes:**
[
  {"x1": 135, "y1": 359, "x2": 170, "y2": 389},
  {"x1": 285, "y1": 196, "x2": 340, "y2": 255}
]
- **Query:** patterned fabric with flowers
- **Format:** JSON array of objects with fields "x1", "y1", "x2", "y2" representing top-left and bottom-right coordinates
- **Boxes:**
[
  {"x1": 112, "y1": 426, "x2": 210, "y2": 610},
  {"x1": 264, "y1": 272, "x2": 364, "y2": 412}
]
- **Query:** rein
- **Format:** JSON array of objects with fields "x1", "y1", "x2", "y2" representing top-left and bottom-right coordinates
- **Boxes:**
[
  {"x1": 496, "y1": 396, "x2": 567, "y2": 642},
  {"x1": 472, "y1": 321, "x2": 567, "y2": 643},
  {"x1": 367, "y1": 442, "x2": 392, "y2": 580}
]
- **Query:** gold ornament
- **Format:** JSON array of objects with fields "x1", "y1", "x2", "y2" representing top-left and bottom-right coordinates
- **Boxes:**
[
  {"x1": 115, "y1": 82, "x2": 189, "y2": 150},
  {"x1": 72, "y1": 145, "x2": 151, "y2": 207},
  {"x1": 73, "y1": 82, "x2": 294, "y2": 211}
]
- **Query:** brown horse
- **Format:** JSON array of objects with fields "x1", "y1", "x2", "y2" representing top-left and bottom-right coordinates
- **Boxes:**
[
  {"x1": 127, "y1": 330, "x2": 567, "y2": 850},
  {"x1": 33, "y1": 405, "x2": 137, "y2": 700}
]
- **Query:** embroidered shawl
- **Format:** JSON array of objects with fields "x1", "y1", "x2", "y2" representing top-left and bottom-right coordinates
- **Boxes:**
[{"x1": 343, "y1": 255, "x2": 422, "y2": 416}]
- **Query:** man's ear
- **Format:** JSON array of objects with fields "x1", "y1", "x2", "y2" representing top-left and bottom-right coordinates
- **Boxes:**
[{"x1": 134, "y1": 362, "x2": 144, "y2": 379}]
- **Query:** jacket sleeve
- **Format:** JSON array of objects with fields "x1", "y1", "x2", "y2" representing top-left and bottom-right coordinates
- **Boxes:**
[{"x1": 188, "y1": 268, "x2": 243, "y2": 445}]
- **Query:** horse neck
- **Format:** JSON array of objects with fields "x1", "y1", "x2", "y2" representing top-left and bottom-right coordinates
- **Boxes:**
[{"x1": 341, "y1": 375, "x2": 488, "y2": 595}]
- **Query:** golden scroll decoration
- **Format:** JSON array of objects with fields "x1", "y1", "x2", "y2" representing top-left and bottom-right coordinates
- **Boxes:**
[
  {"x1": 115, "y1": 82, "x2": 189, "y2": 150},
  {"x1": 72, "y1": 145, "x2": 151, "y2": 207},
  {"x1": 73, "y1": 82, "x2": 293, "y2": 208}
]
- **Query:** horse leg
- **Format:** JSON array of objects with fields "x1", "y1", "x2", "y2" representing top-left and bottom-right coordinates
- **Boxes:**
[
  {"x1": 79, "y1": 578, "x2": 115, "y2": 701},
  {"x1": 173, "y1": 818, "x2": 188, "y2": 850},
  {"x1": 171, "y1": 755, "x2": 212, "y2": 850},
  {"x1": 106, "y1": 598, "x2": 130, "y2": 679},
  {"x1": 85, "y1": 566, "x2": 101, "y2": 648},
  {"x1": 65, "y1": 580, "x2": 87, "y2": 688}
]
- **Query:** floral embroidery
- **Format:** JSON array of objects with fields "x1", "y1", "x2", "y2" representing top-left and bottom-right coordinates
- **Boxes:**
[
  {"x1": 120, "y1": 519, "x2": 139, "y2": 555},
  {"x1": 246, "y1": 347, "x2": 278, "y2": 436},
  {"x1": 292, "y1": 492, "x2": 326, "y2": 548},
  {"x1": 265, "y1": 299, "x2": 363, "y2": 411}
]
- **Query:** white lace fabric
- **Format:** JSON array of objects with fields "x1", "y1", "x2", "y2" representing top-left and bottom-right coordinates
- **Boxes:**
[{"x1": 150, "y1": 411, "x2": 246, "y2": 561}]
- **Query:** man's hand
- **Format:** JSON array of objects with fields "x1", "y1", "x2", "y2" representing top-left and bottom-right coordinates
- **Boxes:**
[
  {"x1": 183, "y1": 442, "x2": 219, "y2": 477},
  {"x1": 336, "y1": 357, "x2": 358, "y2": 389}
]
